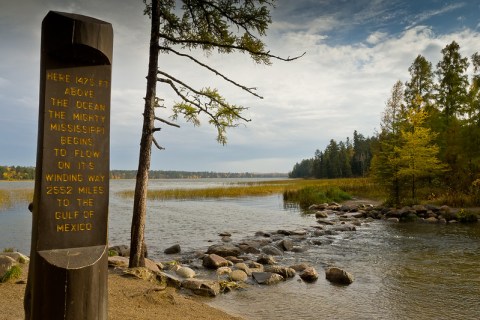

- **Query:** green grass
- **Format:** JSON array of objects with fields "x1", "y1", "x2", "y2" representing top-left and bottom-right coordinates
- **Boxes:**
[
  {"x1": 0, "y1": 265, "x2": 22, "y2": 283},
  {"x1": 283, "y1": 186, "x2": 352, "y2": 210}
]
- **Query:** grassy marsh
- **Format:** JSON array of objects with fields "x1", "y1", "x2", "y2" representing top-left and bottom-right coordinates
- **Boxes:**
[
  {"x1": 116, "y1": 178, "x2": 384, "y2": 202},
  {"x1": 0, "y1": 189, "x2": 34, "y2": 211}
]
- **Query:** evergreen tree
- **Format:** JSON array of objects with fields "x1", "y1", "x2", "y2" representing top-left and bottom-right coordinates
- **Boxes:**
[
  {"x1": 289, "y1": 158, "x2": 314, "y2": 178},
  {"x1": 405, "y1": 55, "x2": 434, "y2": 110},
  {"x1": 434, "y1": 41, "x2": 469, "y2": 189},
  {"x1": 435, "y1": 41, "x2": 469, "y2": 122},
  {"x1": 371, "y1": 80, "x2": 406, "y2": 206}
]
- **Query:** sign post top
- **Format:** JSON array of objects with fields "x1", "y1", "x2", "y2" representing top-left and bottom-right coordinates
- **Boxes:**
[{"x1": 42, "y1": 11, "x2": 113, "y2": 65}]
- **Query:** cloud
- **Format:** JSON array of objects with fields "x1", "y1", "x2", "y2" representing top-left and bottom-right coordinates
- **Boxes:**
[
  {"x1": 405, "y1": 2, "x2": 466, "y2": 30},
  {"x1": 366, "y1": 31, "x2": 388, "y2": 45}
]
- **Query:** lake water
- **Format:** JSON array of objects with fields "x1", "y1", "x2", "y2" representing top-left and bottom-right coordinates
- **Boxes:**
[{"x1": 1, "y1": 179, "x2": 479, "y2": 320}]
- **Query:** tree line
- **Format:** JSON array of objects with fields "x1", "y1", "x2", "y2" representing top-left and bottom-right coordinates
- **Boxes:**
[
  {"x1": 289, "y1": 131, "x2": 375, "y2": 179},
  {"x1": 0, "y1": 166, "x2": 35, "y2": 180},
  {"x1": 290, "y1": 40, "x2": 480, "y2": 206},
  {"x1": 0, "y1": 166, "x2": 286, "y2": 181},
  {"x1": 111, "y1": 170, "x2": 287, "y2": 179}
]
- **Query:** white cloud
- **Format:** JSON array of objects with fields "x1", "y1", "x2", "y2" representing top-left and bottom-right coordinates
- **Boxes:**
[{"x1": 366, "y1": 31, "x2": 388, "y2": 45}]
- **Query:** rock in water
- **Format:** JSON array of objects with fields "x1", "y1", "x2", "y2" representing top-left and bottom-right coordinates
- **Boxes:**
[
  {"x1": 252, "y1": 272, "x2": 284, "y2": 285},
  {"x1": 164, "y1": 244, "x2": 181, "y2": 254},
  {"x1": 182, "y1": 279, "x2": 221, "y2": 297},
  {"x1": 299, "y1": 266, "x2": 318, "y2": 282},
  {"x1": 264, "y1": 265, "x2": 296, "y2": 278},
  {"x1": 325, "y1": 267, "x2": 354, "y2": 285},
  {"x1": 207, "y1": 244, "x2": 241, "y2": 257},
  {"x1": 230, "y1": 270, "x2": 248, "y2": 282},
  {"x1": 176, "y1": 266, "x2": 196, "y2": 278},
  {"x1": 203, "y1": 254, "x2": 229, "y2": 269}
]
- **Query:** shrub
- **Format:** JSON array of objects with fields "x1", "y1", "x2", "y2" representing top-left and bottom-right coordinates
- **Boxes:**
[
  {"x1": 456, "y1": 209, "x2": 478, "y2": 223},
  {"x1": 283, "y1": 186, "x2": 351, "y2": 210},
  {"x1": 1, "y1": 265, "x2": 22, "y2": 283}
]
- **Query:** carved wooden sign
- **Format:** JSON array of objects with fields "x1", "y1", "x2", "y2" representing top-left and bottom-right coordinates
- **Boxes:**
[{"x1": 26, "y1": 11, "x2": 113, "y2": 320}]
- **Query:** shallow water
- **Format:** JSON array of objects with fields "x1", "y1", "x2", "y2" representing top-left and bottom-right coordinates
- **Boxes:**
[{"x1": 1, "y1": 179, "x2": 479, "y2": 320}]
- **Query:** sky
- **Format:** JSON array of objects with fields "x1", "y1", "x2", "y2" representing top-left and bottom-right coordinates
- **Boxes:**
[{"x1": 1, "y1": 0, "x2": 480, "y2": 173}]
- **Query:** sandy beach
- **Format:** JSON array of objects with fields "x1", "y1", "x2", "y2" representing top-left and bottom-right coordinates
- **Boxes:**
[{"x1": 0, "y1": 263, "x2": 243, "y2": 320}]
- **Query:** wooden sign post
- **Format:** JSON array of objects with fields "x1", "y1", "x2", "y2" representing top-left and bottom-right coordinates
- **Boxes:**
[{"x1": 25, "y1": 11, "x2": 113, "y2": 320}]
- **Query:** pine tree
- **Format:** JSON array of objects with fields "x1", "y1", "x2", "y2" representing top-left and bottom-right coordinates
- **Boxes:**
[
  {"x1": 371, "y1": 80, "x2": 406, "y2": 206},
  {"x1": 130, "y1": 0, "x2": 302, "y2": 267}
]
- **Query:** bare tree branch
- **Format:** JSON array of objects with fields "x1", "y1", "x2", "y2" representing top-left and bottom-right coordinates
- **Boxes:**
[
  {"x1": 155, "y1": 116, "x2": 181, "y2": 128},
  {"x1": 152, "y1": 137, "x2": 165, "y2": 150},
  {"x1": 159, "y1": 46, "x2": 262, "y2": 98}
]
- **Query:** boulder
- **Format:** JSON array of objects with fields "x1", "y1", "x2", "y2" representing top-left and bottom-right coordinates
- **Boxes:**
[
  {"x1": 234, "y1": 263, "x2": 252, "y2": 276},
  {"x1": 229, "y1": 270, "x2": 248, "y2": 282},
  {"x1": 219, "y1": 232, "x2": 232, "y2": 237},
  {"x1": 309, "y1": 203, "x2": 328, "y2": 210},
  {"x1": 290, "y1": 263, "x2": 310, "y2": 272},
  {"x1": 0, "y1": 252, "x2": 29, "y2": 264},
  {"x1": 203, "y1": 254, "x2": 229, "y2": 269},
  {"x1": 145, "y1": 258, "x2": 161, "y2": 273},
  {"x1": 299, "y1": 266, "x2": 318, "y2": 282},
  {"x1": 425, "y1": 217, "x2": 438, "y2": 224},
  {"x1": 331, "y1": 224, "x2": 356, "y2": 232},
  {"x1": 257, "y1": 255, "x2": 276, "y2": 265},
  {"x1": 277, "y1": 239, "x2": 294, "y2": 251},
  {"x1": 255, "y1": 231, "x2": 271, "y2": 237},
  {"x1": 164, "y1": 244, "x2": 181, "y2": 254},
  {"x1": 225, "y1": 256, "x2": 244, "y2": 264},
  {"x1": 291, "y1": 246, "x2": 307, "y2": 253},
  {"x1": 315, "y1": 211, "x2": 329, "y2": 219},
  {"x1": 341, "y1": 211, "x2": 365, "y2": 219},
  {"x1": 325, "y1": 267, "x2": 354, "y2": 285},
  {"x1": 261, "y1": 245, "x2": 283, "y2": 256},
  {"x1": 109, "y1": 245, "x2": 130, "y2": 257},
  {"x1": 0, "y1": 255, "x2": 17, "y2": 279},
  {"x1": 216, "y1": 266, "x2": 232, "y2": 275},
  {"x1": 387, "y1": 217, "x2": 399, "y2": 223},
  {"x1": 207, "y1": 244, "x2": 241, "y2": 257},
  {"x1": 290, "y1": 229, "x2": 308, "y2": 236},
  {"x1": 221, "y1": 236, "x2": 232, "y2": 243},
  {"x1": 107, "y1": 255, "x2": 129, "y2": 268},
  {"x1": 317, "y1": 219, "x2": 335, "y2": 226},
  {"x1": 182, "y1": 279, "x2": 221, "y2": 297},
  {"x1": 248, "y1": 261, "x2": 264, "y2": 270},
  {"x1": 252, "y1": 272, "x2": 284, "y2": 285},
  {"x1": 176, "y1": 266, "x2": 196, "y2": 278},
  {"x1": 238, "y1": 244, "x2": 261, "y2": 254},
  {"x1": 412, "y1": 205, "x2": 428, "y2": 214},
  {"x1": 264, "y1": 265, "x2": 296, "y2": 278}
]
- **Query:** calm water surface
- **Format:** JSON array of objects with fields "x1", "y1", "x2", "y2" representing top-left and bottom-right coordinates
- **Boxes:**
[{"x1": 1, "y1": 179, "x2": 479, "y2": 320}]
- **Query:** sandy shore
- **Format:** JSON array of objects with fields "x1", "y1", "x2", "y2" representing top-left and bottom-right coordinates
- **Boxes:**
[{"x1": 0, "y1": 263, "x2": 244, "y2": 320}]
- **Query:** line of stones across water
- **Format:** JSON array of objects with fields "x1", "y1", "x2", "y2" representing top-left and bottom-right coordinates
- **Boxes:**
[{"x1": 106, "y1": 202, "x2": 477, "y2": 297}]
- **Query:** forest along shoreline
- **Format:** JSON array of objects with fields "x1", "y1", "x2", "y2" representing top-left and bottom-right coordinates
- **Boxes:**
[{"x1": 1, "y1": 199, "x2": 479, "y2": 319}]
